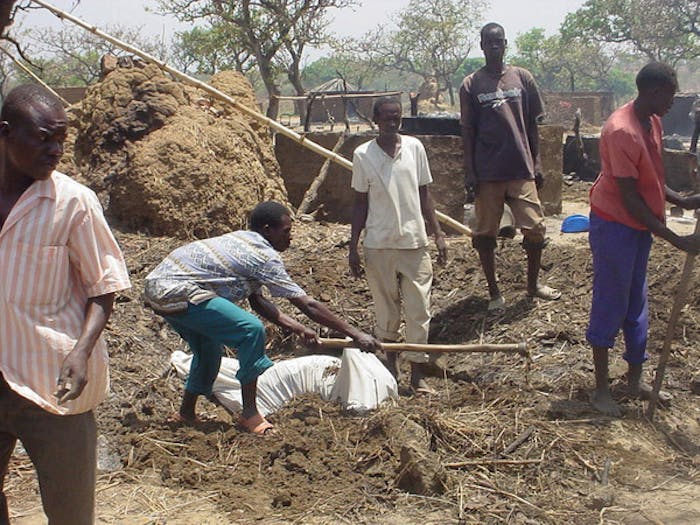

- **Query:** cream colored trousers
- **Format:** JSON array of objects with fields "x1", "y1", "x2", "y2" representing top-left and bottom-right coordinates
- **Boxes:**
[{"x1": 364, "y1": 246, "x2": 432, "y2": 363}]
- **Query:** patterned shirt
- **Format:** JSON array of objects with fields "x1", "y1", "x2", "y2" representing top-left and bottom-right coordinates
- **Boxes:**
[
  {"x1": 144, "y1": 230, "x2": 306, "y2": 313},
  {"x1": 0, "y1": 171, "x2": 131, "y2": 415}
]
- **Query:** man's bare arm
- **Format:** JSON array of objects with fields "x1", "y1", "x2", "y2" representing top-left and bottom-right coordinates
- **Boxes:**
[
  {"x1": 288, "y1": 295, "x2": 380, "y2": 352},
  {"x1": 349, "y1": 190, "x2": 368, "y2": 277},
  {"x1": 419, "y1": 185, "x2": 447, "y2": 265},
  {"x1": 56, "y1": 292, "x2": 115, "y2": 404},
  {"x1": 617, "y1": 178, "x2": 700, "y2": 253}
]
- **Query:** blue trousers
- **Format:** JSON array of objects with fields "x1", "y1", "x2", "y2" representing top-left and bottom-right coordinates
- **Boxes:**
[
  {"x1": 164, "y1": 297, "x2": 273, "y2": 394},
  {"x1": 586, "y1": 212, "x2": 651, "y2": 364}
]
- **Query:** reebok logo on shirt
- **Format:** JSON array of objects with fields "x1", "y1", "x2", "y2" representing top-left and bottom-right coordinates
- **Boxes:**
[{"x1": 477, "y1": 87, "x2": 522, "y2": 109}]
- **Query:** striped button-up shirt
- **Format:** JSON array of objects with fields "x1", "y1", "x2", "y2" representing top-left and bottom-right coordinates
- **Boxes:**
[{"x1": 0, "y1": 172, "x2": 131, "y2": 415}]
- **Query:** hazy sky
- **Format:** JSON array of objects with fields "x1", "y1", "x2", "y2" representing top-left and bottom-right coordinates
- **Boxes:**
[{"x1": 21, "y1": 0, "x2": 586, "y2": 60}]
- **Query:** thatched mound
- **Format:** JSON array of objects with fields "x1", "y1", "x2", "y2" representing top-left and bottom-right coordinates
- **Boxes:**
[{"x1": 60, "y1": 63, "x2": 287, "y2": 239}]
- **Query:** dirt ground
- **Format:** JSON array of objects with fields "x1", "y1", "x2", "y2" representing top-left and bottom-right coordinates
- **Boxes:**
[{"x1": 8, "y1": 182, "x2": 700, "y2": 524}]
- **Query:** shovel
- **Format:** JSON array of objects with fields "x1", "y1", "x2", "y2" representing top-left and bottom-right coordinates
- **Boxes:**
[{"x1": 646, "y1": 211, "x2": 700, "y2": 419}]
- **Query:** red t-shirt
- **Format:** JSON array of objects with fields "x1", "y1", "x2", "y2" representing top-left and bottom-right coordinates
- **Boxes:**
[{"x1": 590, "y1": 102, "x2": 666, "y2": 230}]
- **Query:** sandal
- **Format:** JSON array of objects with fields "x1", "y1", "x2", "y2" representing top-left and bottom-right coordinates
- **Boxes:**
[{"x1": 238, "y1": 413, "x2": 275, "y2": 436}]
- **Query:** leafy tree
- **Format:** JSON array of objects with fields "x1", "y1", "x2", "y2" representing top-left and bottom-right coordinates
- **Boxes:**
[
  {"x1": 172, "y1": 24, "x2": 254, "y2": 77},
  {"x1": 451, "y1": 56, "x2": 482, "y2": 89},
  {"x1": 364, "y1": 0, "x2": 485, "y2": 106},
  {"x1": 511, "y1": 27, "x2": 634, "y2": 98},
  {"x1": 561, "y1": 0, "x2": 700, "y2": 65},
  {"x1": 158, "y1": 0, "x2": 356, "y2": 119},
  {"x1": 302, "y1": 37, "x2": 379, "y2": 91}
]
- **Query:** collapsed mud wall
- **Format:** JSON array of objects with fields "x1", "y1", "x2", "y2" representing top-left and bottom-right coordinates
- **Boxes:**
[
  {"x1": 59, "y1": 64, "x2": 287, "y2": 239},
  {"x1": 563, "y1": 133, "x2": 699, "y2": 191},
  {"x1": 539, "y1": 125, "x2": 564, "y2": 215},
  {"x1": 275, "y1": 132, "x2": 466, "y2": 224},
  {"x1": 276, "y1": 126, "x2": 564, "y2": 224}
]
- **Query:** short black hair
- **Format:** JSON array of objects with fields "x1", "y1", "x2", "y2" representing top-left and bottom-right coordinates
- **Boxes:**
[
  {"x1": 373, "y1": 96, "x2": 401, "y2": 119},
  {"x1": 480, "y1": 22, "x2": 505, "y2": 42},
  {"x1": 636, "y1": 62, "x2": 678, "y2": 93},
  {"x1": 248, "y1": 201, "x2": 291, "y2": 232},
  {"x1": 1, "y1": 84, "x2": 64, "y2": 125}
]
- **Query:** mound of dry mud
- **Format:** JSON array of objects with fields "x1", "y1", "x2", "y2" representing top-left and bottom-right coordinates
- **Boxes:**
[{"x1": 60, "y1": 63, "x2": 287, "y2": 239}]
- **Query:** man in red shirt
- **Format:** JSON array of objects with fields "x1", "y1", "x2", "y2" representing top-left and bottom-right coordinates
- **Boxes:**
[{"x1": 588, "y1": 62, "x2": 700, "y2": 416}]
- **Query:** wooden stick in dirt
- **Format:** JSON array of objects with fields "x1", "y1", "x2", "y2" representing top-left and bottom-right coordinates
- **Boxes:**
[
  {"x1": 318, "y1": 338, "x2": 528, "y2": 357},
  {"x1": 30, "y1": 0, "x2": 471, "y2": 237},
  {"x1": 297, "y1": 133, "x2": 345, "y2": 214},
  {"x1": 0, "y1": 46, "x2": 69, "y2": 106},
  {"x1": 444, "y1": 457, "x2": 542, "y2": 468},
  {"x1": 646, "y1": 215, "x2": 700, "y2": 419},
  {"x1": 497, "y1": 426, "x2": 535, "y2": 458}
]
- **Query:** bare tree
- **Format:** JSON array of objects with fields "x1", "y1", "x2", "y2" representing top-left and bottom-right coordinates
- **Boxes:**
[
  {"x1": 274, "y1": 0, "x2": 358, "y2": 121},
  {"x1": 158, "y1": 0, "x2": 356, "y2": 119},
  {"x1": 26, "y1": 24, "x2": 168, "y2": 86},
  {"x1": 364, "y1": 0, "x2": 485, "y2": 106}
]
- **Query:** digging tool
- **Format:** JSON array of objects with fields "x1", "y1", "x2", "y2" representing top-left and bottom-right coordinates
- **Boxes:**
[
  {"x1": 646, "y1": 212, "x2": 700, "y2": 419},
  {"x1": 318, "y1": 338, "x2": 528, "y2": 357},
  {"x1": 30, "y1": 0, "x2": 473, "y2": 238}
]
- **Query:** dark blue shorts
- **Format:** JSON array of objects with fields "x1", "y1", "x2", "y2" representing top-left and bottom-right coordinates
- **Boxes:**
[{"x1": 586, "y1": 212, "x2": 651, "y2": 364}]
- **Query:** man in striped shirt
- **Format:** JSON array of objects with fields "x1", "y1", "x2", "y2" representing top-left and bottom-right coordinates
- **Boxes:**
[{"x1": 0, "y1": 85, "x2": 130, "y2": 523}]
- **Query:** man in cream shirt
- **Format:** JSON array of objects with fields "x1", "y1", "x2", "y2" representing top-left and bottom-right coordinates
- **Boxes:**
[{"x1": 349, "y1": 97, "x2": 447, "y2": 393}]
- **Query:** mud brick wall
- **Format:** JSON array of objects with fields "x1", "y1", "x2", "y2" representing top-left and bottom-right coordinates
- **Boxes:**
[
  {"x1": 664, "y1": 149, "x2": 699, "y2": 192},
  {"x1": 538, "y1": 125, "x2": 564, "y2": 215},
  {"x1": 563, "y1": 133, "x2": 699, "y2": 191},
  {"x1": 275, "y1": 126, "x2": 564, "y2": 224}
]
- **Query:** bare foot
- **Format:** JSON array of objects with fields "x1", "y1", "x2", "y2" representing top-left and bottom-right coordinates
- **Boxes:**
[
  {"x1": 488, "y1": 295, "x2": 505, "y2": 311},
  {"x1": 629, "y1": 383, "x2": 672, "y2": 405},
  {"x1": 385, "y1": 351, "x2": 400, "y2": 382},
  {"x1": 527, "y1": 285, "x2": 561, "y2": 301},
  {"x1": 589, "y1": 390, "x2": 622, "y2": 417},
  {"x1": 411, "y1": 377, "x2": 436, "y2": 395},
  {"x1": 169, "y1": 411, "x2": 203, "y2": 425}
]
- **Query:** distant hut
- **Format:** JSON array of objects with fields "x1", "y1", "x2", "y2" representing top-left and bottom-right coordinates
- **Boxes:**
[{"x1": 306, "y1": 78, "x2": 374, "y2": 124}]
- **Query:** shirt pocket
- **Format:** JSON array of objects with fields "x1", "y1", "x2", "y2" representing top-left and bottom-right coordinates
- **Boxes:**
[{"x1": 4, "y1": 242, "x2": 71, "y2": 306}]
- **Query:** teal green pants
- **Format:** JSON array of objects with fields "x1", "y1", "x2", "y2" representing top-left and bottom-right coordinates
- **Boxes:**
[{"x1": 164, "y1": 297, "x2": 273, "y2": 394}]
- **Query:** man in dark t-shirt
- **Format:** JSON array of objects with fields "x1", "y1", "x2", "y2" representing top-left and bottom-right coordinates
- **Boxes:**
[{"x1": 460, "y1": 22, "x2": 560, "y2": 311}]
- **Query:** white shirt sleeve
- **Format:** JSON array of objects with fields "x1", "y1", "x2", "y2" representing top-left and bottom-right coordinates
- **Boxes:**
[
  {"x1": 415, "y1": 140, "x2": 433, "y2": 186},
  {"x1": 351, "y1": 150, "x2": 370, "y2": 192}
]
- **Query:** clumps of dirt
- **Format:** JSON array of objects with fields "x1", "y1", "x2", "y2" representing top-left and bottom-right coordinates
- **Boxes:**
[{"x1": 60, "y1": 63, "x2": 287, "y2": 239}]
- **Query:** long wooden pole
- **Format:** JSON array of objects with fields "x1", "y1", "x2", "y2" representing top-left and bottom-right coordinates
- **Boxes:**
[
  {"x1": 319, "y1": 338, "x2": 528, "y2": 357},
  {"x1": 646, "y1": 215, "x2": 700, "y2": 419},
  {"x1": 297, "y1": 132, "x2": 345, "y2": 214},
  {"x1": 0, "y1": 46, "x2": 70, "y2": 106},
  {"x1": 30, "y1": 0, "x2": 472, "y2": 237}
]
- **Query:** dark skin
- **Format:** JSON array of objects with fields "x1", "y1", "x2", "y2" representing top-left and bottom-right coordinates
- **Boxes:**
[
  {"x1": 590, "y1": 82, "x2": 700, "y2": 417},
  {"x1": 0, "y1": 99, "x2": 115, "y2": 404},
  {"x1": 349, "y1": 101, "x2": 447, "y2": 390},
  {"x1": 462, "y1": 26, "x2": 553, "y2": 307},
  {"x1": 179, "y1": 213, "x2": 381, "y2": 423}
]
